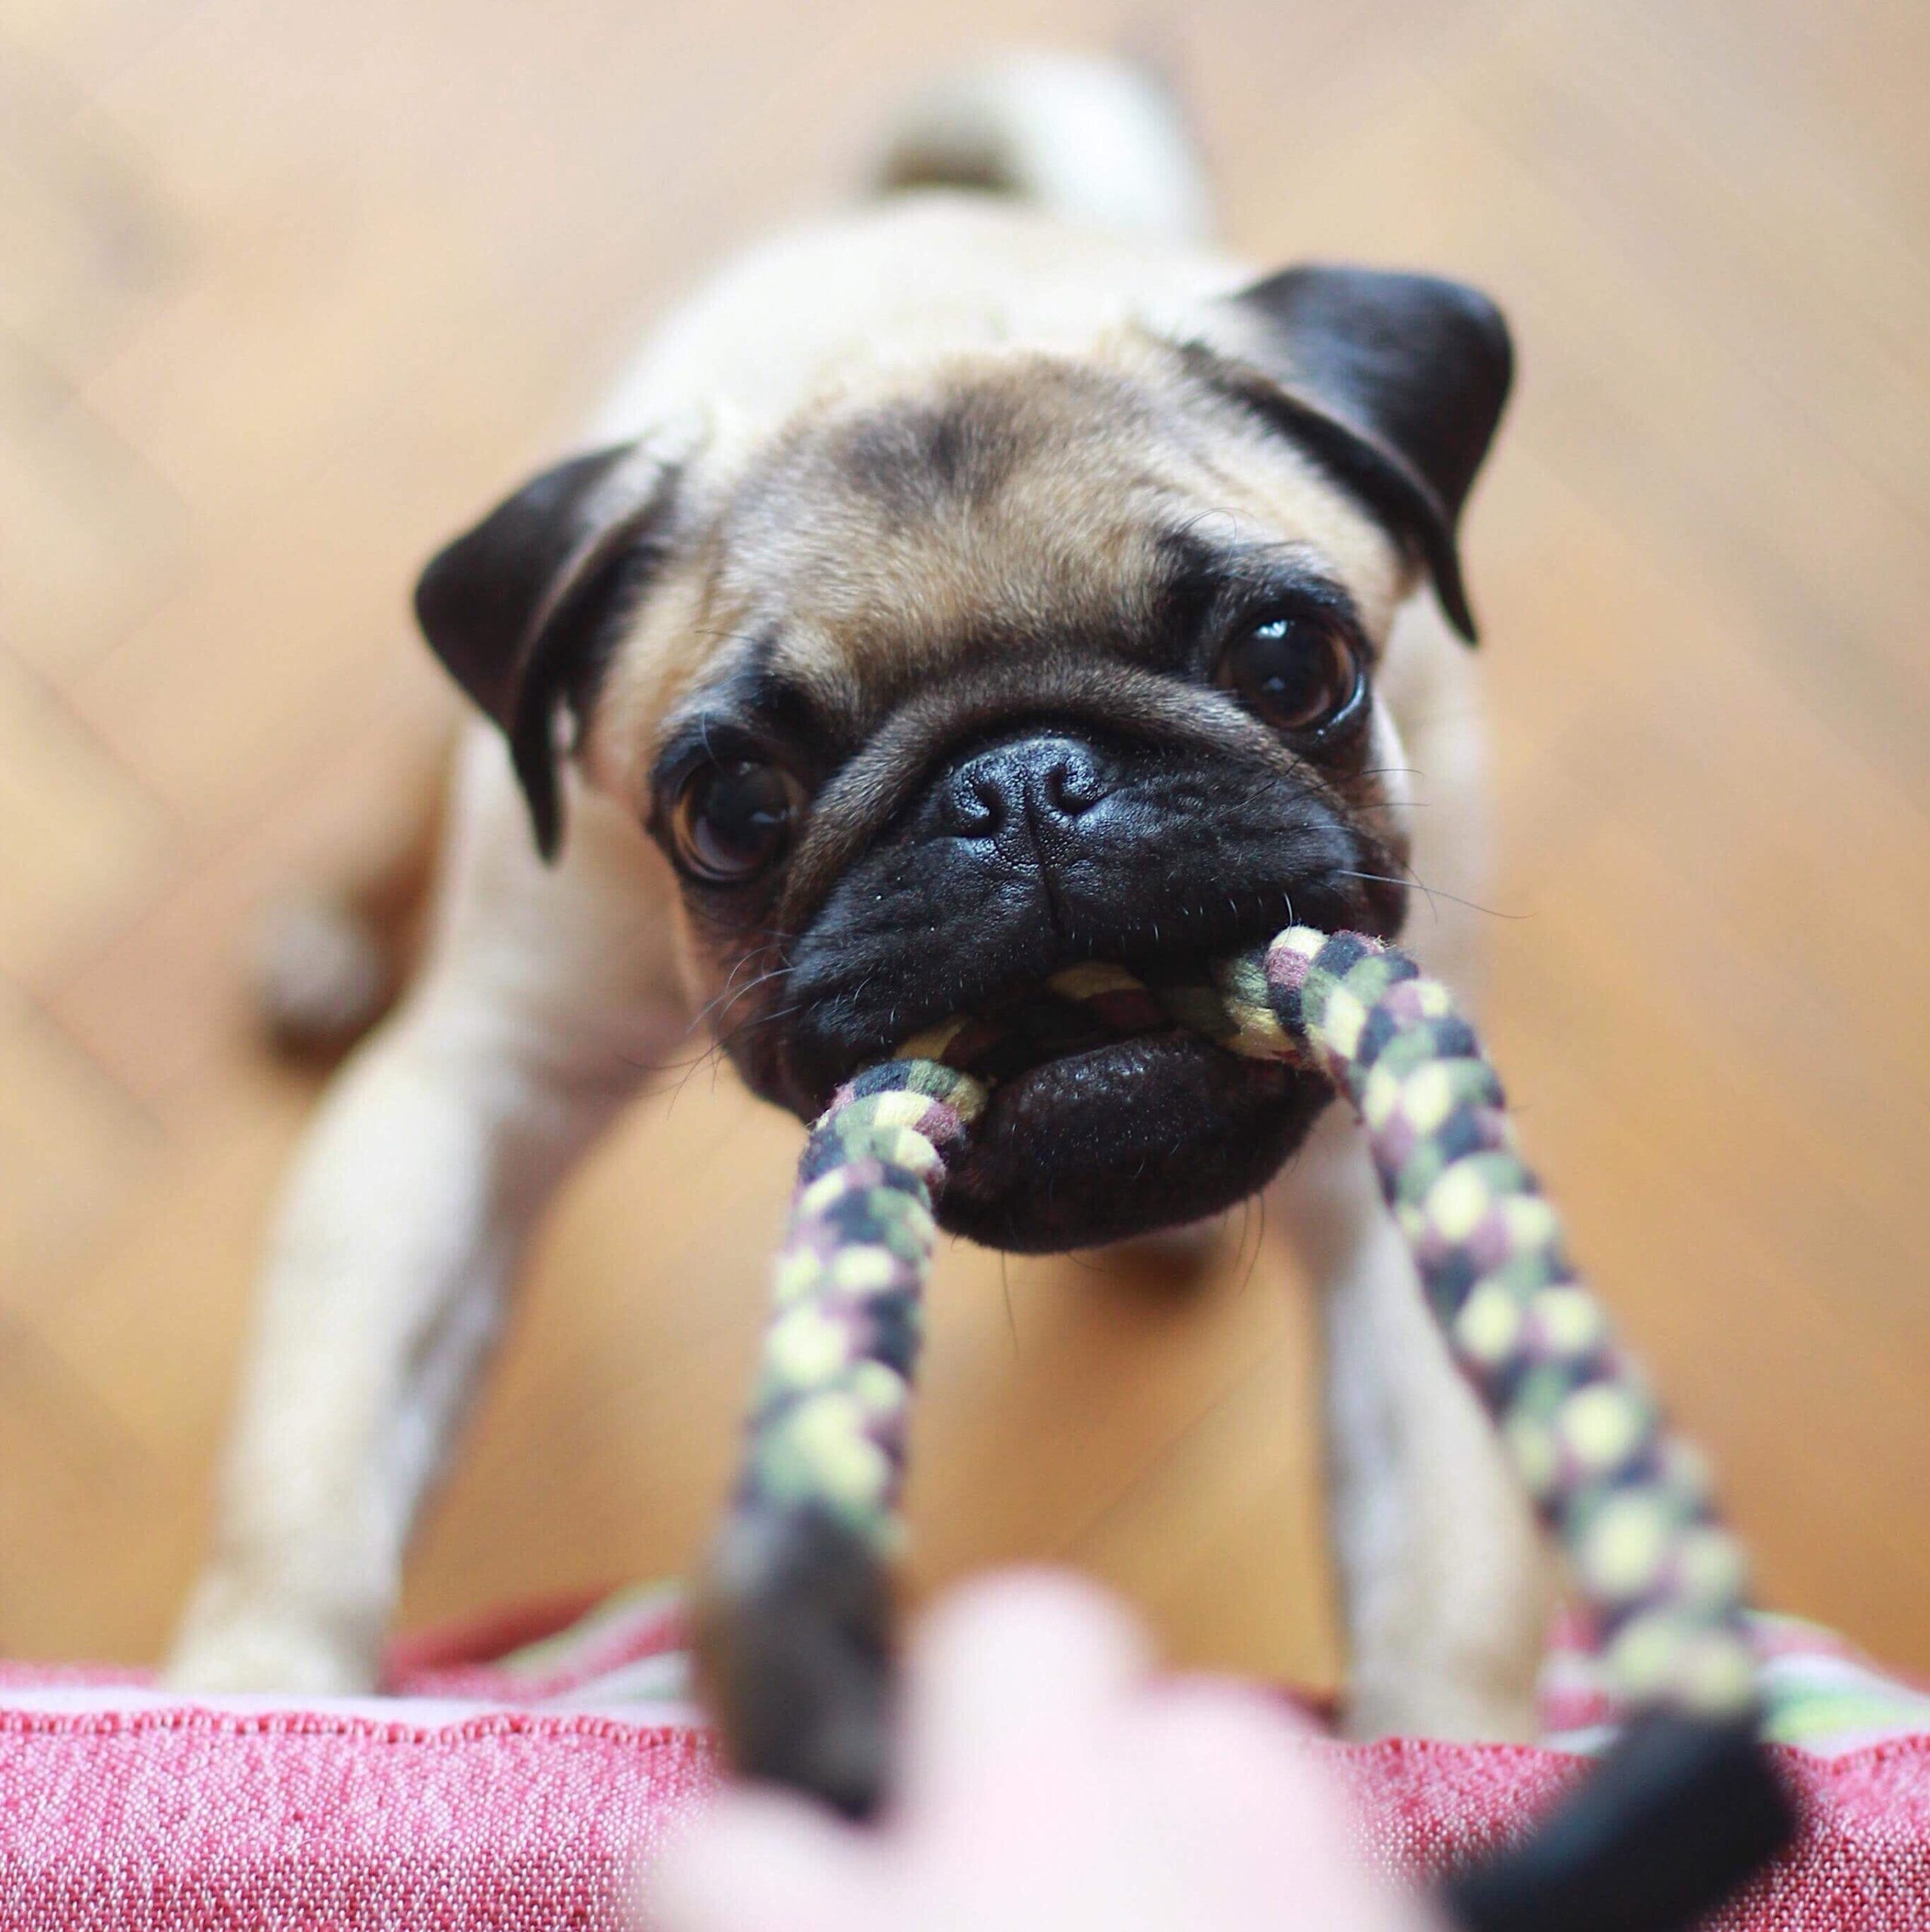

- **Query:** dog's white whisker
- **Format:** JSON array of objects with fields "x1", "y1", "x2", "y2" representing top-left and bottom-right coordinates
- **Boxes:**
[{"x1": 1332, "y1": 868, "x2": 1524, "y2": 922}]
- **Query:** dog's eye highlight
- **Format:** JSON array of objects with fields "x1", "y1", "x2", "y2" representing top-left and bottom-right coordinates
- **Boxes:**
[
  {"x1": 669, "y1": 758, "x2": 800, "y2": 884},
  {"x1": 1215, "y1": 614, "x2": 1363, "y2": 737}
]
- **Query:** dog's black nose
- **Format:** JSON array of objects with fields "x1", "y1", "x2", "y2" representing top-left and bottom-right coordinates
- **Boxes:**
[{"x1": 939, "y1": 735, "x2": 1111, "y2": 839}]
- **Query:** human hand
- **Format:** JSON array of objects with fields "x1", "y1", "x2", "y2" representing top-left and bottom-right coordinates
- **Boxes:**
[{"x1": 653, "y1": 1570, "x2": 1433, "y2": 1931}]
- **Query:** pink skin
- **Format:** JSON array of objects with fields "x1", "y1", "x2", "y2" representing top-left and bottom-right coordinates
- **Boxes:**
[{"x1": 652, "y1": 1572, "x2": 1437, "y2": 1932}]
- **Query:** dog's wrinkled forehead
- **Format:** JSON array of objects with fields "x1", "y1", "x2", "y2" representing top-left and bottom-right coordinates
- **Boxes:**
[
  {"x1": 421, "y1": 266, "x2": 1507, "y2": 858},
  {"x1": 696, "y1": 353, "x2": 1401, "y2": 726}
]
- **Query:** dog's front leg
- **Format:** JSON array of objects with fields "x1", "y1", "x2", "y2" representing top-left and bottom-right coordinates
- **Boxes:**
[
  {"x1": 1272, "y1": 1106, "x2": 1554, "y2": 1743},
  {"x1": 169, "y1": 734, "x2": 687, "y2": 1694}
]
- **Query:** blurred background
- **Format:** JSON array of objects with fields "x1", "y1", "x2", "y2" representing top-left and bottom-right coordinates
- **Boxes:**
[{"x1": 3, "y1": 0, "x2": 1928, "y2": 1690}]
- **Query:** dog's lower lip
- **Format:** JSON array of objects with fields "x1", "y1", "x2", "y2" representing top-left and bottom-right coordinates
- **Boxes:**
[
  {"x1": 976, "y1": 1023, "x2": 1267, "y2": 1110},
  {"x1": 937, "y1": 1027, "x2": 1319, "y2": 1252},
  {"x1": 982, "y1": 1022, "x2": 1175, "y2": 1088}
]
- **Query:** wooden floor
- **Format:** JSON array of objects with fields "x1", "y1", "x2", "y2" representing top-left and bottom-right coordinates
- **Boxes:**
[{"x1": 3, "y1": 0, "x2": 1928, "y2": 1692}]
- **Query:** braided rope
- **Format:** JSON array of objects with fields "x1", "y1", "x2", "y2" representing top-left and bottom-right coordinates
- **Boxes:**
[
  {"x1": 702, "y1": 923, "x2": 1792, "y2": 1924},
  {"x1": 727, "y1": 924, "x2": 1758, "y2": 1727},
  {"x1": 729, "y1": 1058, "x2": 984, "y2": 1559}
]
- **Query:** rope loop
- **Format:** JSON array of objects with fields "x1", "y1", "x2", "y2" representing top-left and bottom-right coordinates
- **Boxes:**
[{"x1": 702, "y1": 924, "x2": 1792, "y2": 1924}]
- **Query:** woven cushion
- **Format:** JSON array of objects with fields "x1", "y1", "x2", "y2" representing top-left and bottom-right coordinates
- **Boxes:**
[{"x1": 1, "y1": 1594, "x2": 1922, "y2": 1930}]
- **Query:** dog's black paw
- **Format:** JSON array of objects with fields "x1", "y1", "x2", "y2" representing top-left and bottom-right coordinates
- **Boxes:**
[{"x1": 696, "y1": 1505, "x2": 898, "y2": 1819}]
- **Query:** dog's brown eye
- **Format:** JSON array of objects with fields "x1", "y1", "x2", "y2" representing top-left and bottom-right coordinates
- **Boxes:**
[
  {"x1": 670, "y1": 758, "x2": 800, "y2": 884},
  {"x1": 1217, "y1": 614, "x2": 1362, "y2": 737}
]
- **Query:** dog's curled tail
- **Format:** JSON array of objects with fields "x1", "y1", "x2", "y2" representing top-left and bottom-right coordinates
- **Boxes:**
[{"x1": 873, "y1": 51, "x2": 1212, "y2": 245}]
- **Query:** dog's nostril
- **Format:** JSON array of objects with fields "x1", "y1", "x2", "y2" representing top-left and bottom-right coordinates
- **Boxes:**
[
  {"x1": 1043, "y1": 757, "x2": 1103, "y2": 817},
  {"x1": 945, "y1": 771, "x2": 1006, "y2": 836}
]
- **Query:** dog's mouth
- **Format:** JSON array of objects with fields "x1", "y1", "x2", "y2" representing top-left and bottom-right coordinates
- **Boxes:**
[
  {"x1": 793, "y1": 888, "x2": 1344, "y2": 1106},
  {"x1": 910, "y1": 966, "x2": 1184, "y2": 1081},
  {"x1": 900, "y1": 964, "x2": 1315, "y2": 1251},
  {"x1": 763, "y1": 872, "x2": 1403, "y2": 1254}
]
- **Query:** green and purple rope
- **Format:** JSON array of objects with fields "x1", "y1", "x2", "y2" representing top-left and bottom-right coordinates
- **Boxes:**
[{"x1": 704, "y1": 925, "x2": 1790, "y2": 1927}]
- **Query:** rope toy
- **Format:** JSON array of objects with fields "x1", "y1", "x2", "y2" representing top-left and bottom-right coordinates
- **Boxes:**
[{"x1": 698, "y1": 928, "x2": 1793, "y2": 1932}]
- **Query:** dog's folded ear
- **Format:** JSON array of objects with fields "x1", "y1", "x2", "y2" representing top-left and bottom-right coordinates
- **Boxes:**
[
  {"x1": 1212, "y1": 265, "x2": 1514, "y2": 641},
  {"x1": 414, "y1": 443, "x2": 680, "y2": 858}
]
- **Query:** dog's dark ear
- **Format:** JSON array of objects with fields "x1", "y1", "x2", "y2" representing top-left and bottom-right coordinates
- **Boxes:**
[
  {"x1": 1219, "y1": 265, "x2": 1512, "y2": 641},
  {"x1": 415, "y1": 443, "x2": 678, "y2": 858}
]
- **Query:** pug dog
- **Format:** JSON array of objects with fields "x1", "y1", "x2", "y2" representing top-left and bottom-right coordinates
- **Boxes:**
[{"x1": 171, "y1": 52, "x2": 1550, "y2": 1741}]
